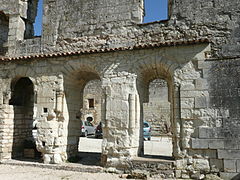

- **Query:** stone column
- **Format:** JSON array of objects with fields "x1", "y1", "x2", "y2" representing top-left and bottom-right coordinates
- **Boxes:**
[
  {"x1": 0, "y1": 105, "x2": 14, "y2": 162},
  {"x1": 129, "y1": 94, "x2": 136, "y2": 130},
  {"x1": 36, "y1": 110, "x2": 66, "y2": 164},
  {"x1": 101, "y1": 73, "x2": 140, "y2": 168},
  {"x1": 55, "y1": 90, "x2": 64, "y2": 113},
  {"x1": 172, "y1": 83, "x2": 183, "y2": 158}
]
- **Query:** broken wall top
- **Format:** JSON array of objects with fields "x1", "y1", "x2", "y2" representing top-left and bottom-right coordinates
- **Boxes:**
[{"x1": 0, "y1": 0, "x2": 240, "y2": 58}]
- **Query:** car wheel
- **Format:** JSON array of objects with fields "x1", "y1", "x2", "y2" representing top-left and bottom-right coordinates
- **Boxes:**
[
  {"x1": 148, "y1": 137, "x2": 151, "y2": 141},
  {"x1": 84, "y1": 130, "x2": 88, "y2": 137}
]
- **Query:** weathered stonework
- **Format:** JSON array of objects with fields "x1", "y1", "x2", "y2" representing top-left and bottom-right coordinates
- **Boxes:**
[
  {"x1": 81, "y1": 80, "x2": 102, "y2": 125},
  {"x1": 143, "y1": 79, "x2": 171, "y2": 136},
  {"x1": 0, "y1": 0, "x2": 239, "y2": 179}
]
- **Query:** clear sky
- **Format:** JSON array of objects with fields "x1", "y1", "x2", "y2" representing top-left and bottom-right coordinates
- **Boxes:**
[
  {"x1": 144, "y1": 0, "x2": 168, "y2": 23},
  {"x1": 33, "y1": 0, "x2": 43, "y2": 36},
  {"x1": 33, "y1": 0, "x2": 168, "y2": 36}
]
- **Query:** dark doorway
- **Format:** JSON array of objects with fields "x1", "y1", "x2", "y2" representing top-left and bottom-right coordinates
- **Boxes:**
[{"x1": 10, "y1": 77, "x2": 39, "y2": 159}]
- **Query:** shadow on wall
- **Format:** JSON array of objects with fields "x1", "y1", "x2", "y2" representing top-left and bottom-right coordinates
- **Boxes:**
[
  {"x1": 9, "y1": 77, "x2": 40, "y2": 160},
  {"x1": 0, "y1": 11, "x2": 9, "y2": 55},
  {"x1": 63, "y1": 70, "x2": 103, "y2": 164},
  {"x1": 232, "y1": 174, "x2": 240, "y2": 180}
]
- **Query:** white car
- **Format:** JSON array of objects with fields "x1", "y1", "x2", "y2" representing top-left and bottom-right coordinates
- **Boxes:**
[{"x1": 81, "y1": 121, "x2": 95, "y2": 137}]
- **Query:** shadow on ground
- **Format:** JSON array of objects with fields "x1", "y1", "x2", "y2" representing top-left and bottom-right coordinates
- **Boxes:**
[{"x1": 68, "y1": 152, "x2": 101, "y2": 166}]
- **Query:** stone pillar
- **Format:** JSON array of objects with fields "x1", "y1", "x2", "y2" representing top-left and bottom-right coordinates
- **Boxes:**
[
  {"x1": 36, "y1": 110, "x2": 66, "y2": 164},
  {"x1": 129, "y1": 94, "x2": 136, "y2": 130},
  {"x1": 172, "y1": 83, "x2": 183, "y2": 158},
  {"x1": 55, "y1": 90, "x2": 64, "y2": 113},
  {"x1": 101, "y1": 73, "x2": 140, "y2": 168},
  {"x1": 0, "y1": 105, "x2": 14, "y2": 162},
  {"x1": 7, "y1": 15, "x2": 25, "y2": 56}
]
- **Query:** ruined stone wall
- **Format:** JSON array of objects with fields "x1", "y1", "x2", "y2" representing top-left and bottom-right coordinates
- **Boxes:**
[
  {"x1": 2, "y1": 0, "x2": 239, "y2": 59},
  {"x1": 0, "y1": 12, "x2": 9, "y2": 56},
  {"x1": 0, "y1": 0, "x2": 40, "y2": 55},
  {"x1": 56, "y1": 0, "x2": 144, "y2": 37},
  {"x1": 0, "y1": 44, "x2": 208, "y2": 165},
  {"x1": 0, "y1": 105, "x2": 14, "y2": 161},
  {"x1": 143, "y1": 79, "x2": 171, "y2": 136},
  {"x1": 81, "y1": 79, "x2": 102, "y2": 125},
  {"x1": 183, "y1": 58, "x2": 240, "y2": 179}
]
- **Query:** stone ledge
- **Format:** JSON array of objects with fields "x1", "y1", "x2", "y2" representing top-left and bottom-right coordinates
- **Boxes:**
[{"x1": 1, "y1": 159, "x2": 103, "y2": 173}]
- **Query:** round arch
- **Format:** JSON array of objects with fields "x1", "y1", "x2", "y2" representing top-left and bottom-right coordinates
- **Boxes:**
[{"x1": 134, "y1": 56, "x2": 181, "y2": 158}]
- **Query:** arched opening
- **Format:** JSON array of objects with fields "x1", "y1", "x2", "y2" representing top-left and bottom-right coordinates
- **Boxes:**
[
  {"x1": 136, "y1": 61, "x2": 177, "y2": 161},
  {"x1": 143, "y1": 78, "x2": 173, "y2": 158},
  {"x1": 9, "y1": 77, "x2": 40, "y2": 160},
  {"x1": 64, "y1": 71, "x2": 103, "y2": 165},
  {"x1": 0, "y1": 11, "x2": 9, "y2": 55}
]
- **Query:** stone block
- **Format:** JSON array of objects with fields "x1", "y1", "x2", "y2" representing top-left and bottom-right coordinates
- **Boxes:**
[
  {"x1": 205, "y1": 174, "x2": 222, "y2": 180},
  {"x1": 220, "y1": 172, "x2": 239, "y2": 180},
  {"x1": 195, "y1": 96, "x2": 208, "y2": 108},
  {"x1": 181, "y1": 170, "x2": 190, "y2": 179},
  {"x1": 181, "y1": 83, "x2": 195, "y2": 90},
  {"x1": 175, "y1": 159, "x2": 188, "y2": 169},
  {"x1": 195, "y1": 78, "x2": 208, "y2": 90},
  {"x1": 210, "y1": 158, "x2": 223, "y2": 172},
  {"x1": 218, "y1": 150, "x2": 240, "y2": 159},
  {"x1": 192, "y1": 138, "x2": 208, "y2": 149},
  {"x1": 190, "y1": 171, "x2": 205, "y2": 179},
  {"x1": 224, "y1": 159, "x2": 237, "y2": 172},
  {"x1": 181, "y1": 98, "x2": 195, "y2": 108},
  {"x1": 197, "y1": 60, "x2": 209, "y2": 69},
  {"x1": 193, "y1": 158, "x2": 210, "y2": 172},
  {"x1": 53, "y1": 153, "x2": 62, "y2": 164},
  {"x1": 236, "y1": 160, "x2": 240, "y2": 172},
  {"x1": 224, "y1": 140, "x2": 239, "y2": 150},
  {"x1": 175, "y1": 170, "x2": 182, "y2": 178},
  {"x1": 208, "y1": 140, "x2": 224, "y2": 149},
  {"x1": 189, "y1": 149, "x2": 217, "y2": 159},
  {"x1": 199, "y1": 127, "x2": 212, "y2": 138},
  {"x1": 181, "y1": 109, "x2": 192, "y2": 119}
]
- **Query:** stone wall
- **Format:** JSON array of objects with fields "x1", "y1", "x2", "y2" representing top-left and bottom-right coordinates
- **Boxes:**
[
  {"x1": 143, "y1": 79, "x2": 171, "y2": 136},
  {"x1": 0, "y1": 12, "x2": 9, "y2": 56},
  {"x1": 188, "y1": 58, "x2": 240, "y2": 178},
  {"x1": 1, "y1": 0, "x2": 239, "y2": 59},
  {"x1": 81, "y1": 79, "x2": 102, "y2": 126},
  {"x1": 0, "y1": 44, "x2": 209, "y2": 166}
]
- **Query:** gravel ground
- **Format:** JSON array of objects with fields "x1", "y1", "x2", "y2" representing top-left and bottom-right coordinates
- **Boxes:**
[{"x1": 0, "y1": 164, "x2": 127, "y2": 180}]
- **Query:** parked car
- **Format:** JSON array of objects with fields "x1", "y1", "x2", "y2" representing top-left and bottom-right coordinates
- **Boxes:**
[
  {"x1": 81, "y1": 121, "x2": 95, "y2": 137},
  {"x1": 143, "y1": 121, "x2": 151, "y2": 141},
  {"x1": 95, "y1": 122, "x2": 102, "y2": 138}
]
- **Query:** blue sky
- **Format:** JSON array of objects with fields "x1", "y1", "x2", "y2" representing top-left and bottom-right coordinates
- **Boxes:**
[
  {"x1": 144, "y1": 0, "x2": 168, "y2": 23},
  {"x1": 33, "y1": 0, "x2": 43, "y2": 36},
  {"x1": 33, "y1": 0, "x2": 168, "y2": 36}
]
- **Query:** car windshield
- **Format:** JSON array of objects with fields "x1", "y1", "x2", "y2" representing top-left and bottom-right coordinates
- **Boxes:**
[{"x1": 144, "y1": 123, "x2": 149, "y2": 128}]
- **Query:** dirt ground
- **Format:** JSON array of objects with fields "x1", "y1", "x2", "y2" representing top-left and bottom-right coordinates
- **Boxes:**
[{"x1": 0, "y1": 164, "x2": 127, "y2": 180}]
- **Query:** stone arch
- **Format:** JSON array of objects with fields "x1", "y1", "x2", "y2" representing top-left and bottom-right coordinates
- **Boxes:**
[
  {"x1": 9, "y1": 77, "x2": 34, "y2": 106},
  {"x1": 62, "y1": 65, "x2": 104, "y2": 160},
  {"x1": 9, "y1": 77, "x2": 39, "y2": 159},
  {"x1": 135, "y1": 56, "x2": 181, "y2": 158}
]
